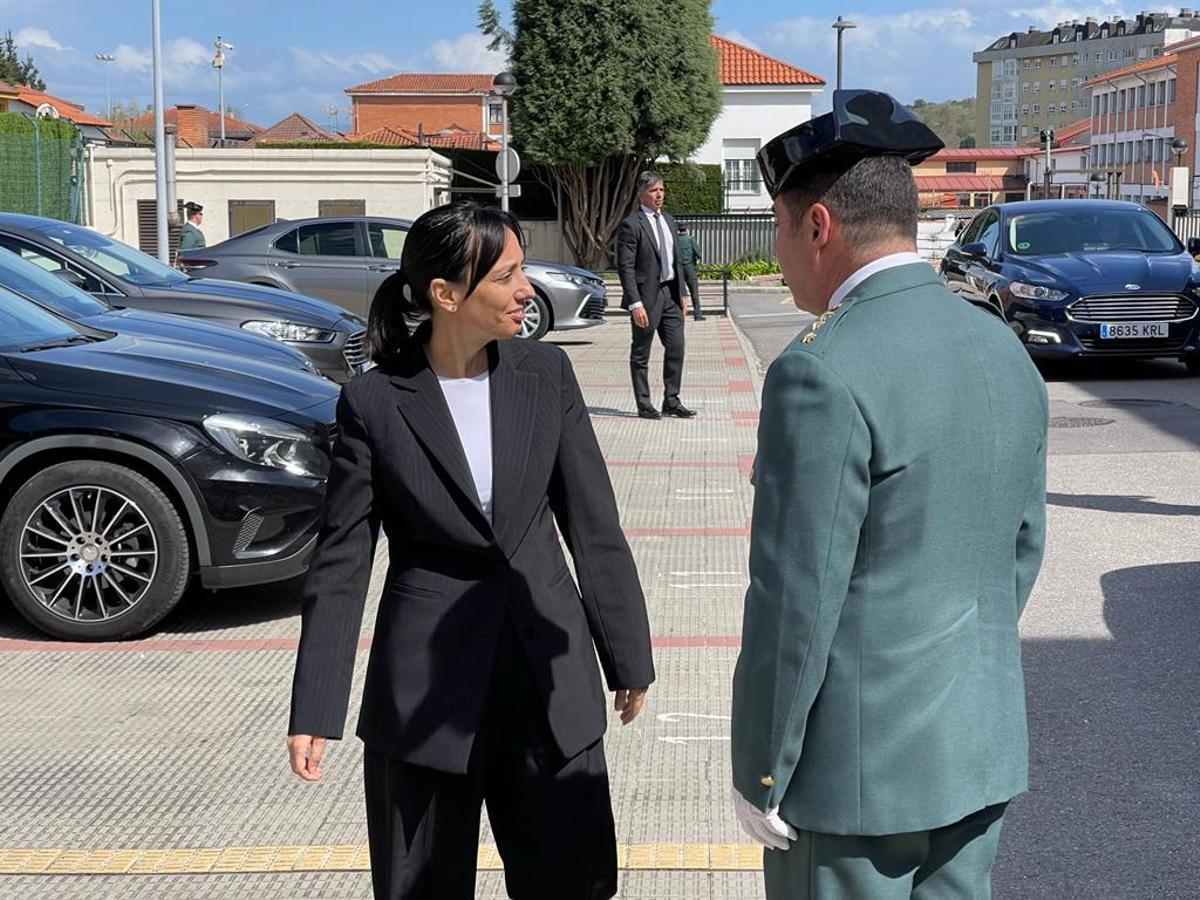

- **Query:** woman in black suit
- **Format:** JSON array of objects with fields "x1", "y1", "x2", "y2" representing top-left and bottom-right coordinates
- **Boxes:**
[{"x1": 287, "y1": 202, "x2": 654, "y2": 900}]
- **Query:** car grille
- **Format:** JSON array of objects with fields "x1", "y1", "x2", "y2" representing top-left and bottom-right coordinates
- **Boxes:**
[
  {"x1": 342, "y1": 330, "x2": 368, "y2": 368},
  {"x1": 1069, "y1": 295, "x2": 1198, "y2": 323},
  {"x1": 581, "y1": 296, "x2": 605, "y2": 318},
  {"x1": 1077, "y1": 337, "x2": 1188, "y2": 353}
]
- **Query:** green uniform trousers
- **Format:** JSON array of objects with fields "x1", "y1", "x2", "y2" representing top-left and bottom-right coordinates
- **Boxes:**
[{"x1": 763, "y1": 803, "x2": 1007, "y2": 900}]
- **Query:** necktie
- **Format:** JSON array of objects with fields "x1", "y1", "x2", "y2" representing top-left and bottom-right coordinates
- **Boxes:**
[{"x1": 654, "y1": 213, "x2": 670, "y2": 282}]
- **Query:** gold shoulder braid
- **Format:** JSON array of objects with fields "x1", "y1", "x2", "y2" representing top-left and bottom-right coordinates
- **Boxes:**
[{"x1": 800, "y1": 309, "x2": 836, "y2": 344}]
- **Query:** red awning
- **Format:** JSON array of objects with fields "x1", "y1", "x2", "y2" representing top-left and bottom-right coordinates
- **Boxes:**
[{"x1": 915, "y1": 175, "x2": 1008, "y2": 192}]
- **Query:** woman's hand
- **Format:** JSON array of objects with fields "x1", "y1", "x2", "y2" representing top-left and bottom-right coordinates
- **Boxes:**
[
  {"x1": 614, "y1": 687, "x2": 649, "y2": 725},
  {"x1": 287, "y1": 734, "x2": 327, "y2": 782}
]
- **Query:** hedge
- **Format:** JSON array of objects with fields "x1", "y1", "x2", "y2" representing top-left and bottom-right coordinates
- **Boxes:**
[
  {"x1": 659, "y1": 161, "x2": 722, "y2": 215},
  {"x1": 0, "y1": 112, "x2": 82, "y2": 221}
]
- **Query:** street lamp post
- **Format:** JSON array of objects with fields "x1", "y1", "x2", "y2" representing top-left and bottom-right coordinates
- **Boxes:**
[
  {"x1": 832, "y1": 16, "x2": 857, "y2": 90},
  {"x1": 492, "y1": 72, "x2": 517, "y2": 212},
  {"x1": 95, "y1": 53, "x2": 114, "y2": 121},
  {"x1": 150, "y1": 0, "x2": 169, "y2": 264},
  {"x1": 212, "y1": 37, "x2": 233, "y2": 147}
]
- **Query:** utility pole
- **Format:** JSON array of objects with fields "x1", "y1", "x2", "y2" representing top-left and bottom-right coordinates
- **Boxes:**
[
  {"x1": 95, "y1": 53, "x2": 114, "y2": 121},
  {"x1": 1041, "y1": 128, "x2": 1054, "y2": 199},
  {"x1": 832, "y1": 16, "x2": 857, "y2": 90},
  {"x1": 212, "y1": 37, "x2": 233, "y2": 147},
  {"x1": 151, "y1": 0, "x2": 169, "y2": 264}
]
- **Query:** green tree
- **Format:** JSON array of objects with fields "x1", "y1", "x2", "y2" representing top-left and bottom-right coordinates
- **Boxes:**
[
  {"x1": 0, "y1": 31, "x2": 46, "y2": 91},
  {"x1": 481, "y1": 0, "x2": 722, "y2": 267},
  {"x1": 109, "y1": 99, "x2": 153, "y2": 123},
  {"x1": 909, "y1": 97, "x2": 976, "y2": 150}
]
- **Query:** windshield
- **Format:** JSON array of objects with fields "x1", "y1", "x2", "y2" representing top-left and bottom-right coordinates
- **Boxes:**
[
  {"x1": 0, "y1": 285, "x2": 83, "y2": 351},
  {"x1": 1007, "y1": 207, "x2": 1181, "y2": 256},
  {"x1": 27, "y1": 220, "x2": 188, "y2": 286},
  {"x1": 0, "y1": 245, "x2": 108, "y2": 319}
]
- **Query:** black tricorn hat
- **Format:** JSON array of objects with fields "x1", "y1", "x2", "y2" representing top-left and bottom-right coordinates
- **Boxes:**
[
  {"x1": 757, "y1": 90, "x2": 944, "y2": 199},
  {"x1": 184, "y1": 201, "x2": 204, "y2": 214}
]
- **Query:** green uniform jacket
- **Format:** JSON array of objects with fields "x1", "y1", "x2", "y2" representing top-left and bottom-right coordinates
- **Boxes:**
[
  {"x1": 179, "y1": 221, "x2": 206, "y2": 250},
  {"x1": 731, "y1": 262, "x2": 1048, "y2": 836},
  {"x1": 677, "y1": 233, "x2": 701, "y2": 272}
]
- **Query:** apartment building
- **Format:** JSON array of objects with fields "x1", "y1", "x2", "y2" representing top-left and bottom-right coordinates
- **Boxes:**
[
  {"x1": 975, "y1": 11, "x2": 1200, "y2": 147},
  {"x1": 1087, "y1": 35, "x2": 1200, "y2": 214}
]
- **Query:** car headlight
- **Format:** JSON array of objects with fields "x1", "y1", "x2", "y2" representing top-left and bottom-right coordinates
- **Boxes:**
[
  {"x1": 241, "y1": 320, "x2": 337, "y2": 343},
  {"x1": 1009, "y1": 281, "x2": 1070, "y2": 302},
  {"x1": 543, "y1": 270, "x2": 600, "y2": 289},
  {"x1": 203, "y1": 414, "x2": 327, "y2": 478}
]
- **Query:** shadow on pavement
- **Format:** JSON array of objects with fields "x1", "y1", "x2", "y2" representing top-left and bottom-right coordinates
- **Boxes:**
[
  {"x1": 995, "y1": 561, "x2": 1200, "y2": 898},
  {"x1": 586, "y1": 406, "x2": 640, "y2": 418},
  {"x1": 1046, "y1": 492, "x2": 1200, "y2": 516}
]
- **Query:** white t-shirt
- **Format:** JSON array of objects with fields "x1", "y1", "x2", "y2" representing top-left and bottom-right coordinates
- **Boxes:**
[{"x1": 437, "y1": 370, "x2": 493, "y2": 523}]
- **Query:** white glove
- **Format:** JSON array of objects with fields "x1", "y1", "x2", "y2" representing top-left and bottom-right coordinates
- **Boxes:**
[{"x1": 733, "y1": 788, "x2": 798, "y2": 851}]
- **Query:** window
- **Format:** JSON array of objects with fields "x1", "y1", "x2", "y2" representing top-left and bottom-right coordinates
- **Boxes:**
[
  {"x1": 1052, "y1": 32, "x2": 1060, "y2": 44},
  {"x1": 946, "y1": 161, "x2": 978, "y2": 173},
  {"x1": 991, "y1": 82, "x2": 1004, "y2": 100},
  {"x1": 1022, "y1": 81, "x2": 1030, "y2": 93},
  {"x1": 1138, "y1": 46, "x2": 1149, "y2": 59},
  {"x1": 0, "y1": 236, "x2": 111, "y2": 313},
  {"x1": 318, "y1": 199, "x2": 366, "y2": 218},
  {"x1": 1033, "y1": 103, "x2": 1040, "y2": 114},
  {"x1": 1035, "y1": 59, "x2": 1042, "y2": 69},
  {"x1": 292, "y1": 222, "x2": 359, "y2": 256},
  {"x1": 1170, "y1": 79, "x2": 1177, "y2": 102},
  {"x1": 1108, "y1": 50, "x2": 1116, "y2": 61},
  {"x1": 990, "y1": 127, "x2": 1003, "y2": 144},
  {"x1": 1034, "y1": 82, "x2": 1040, "y2": 92},
  {"x1": 1059, "y1": 101, "x2": 1067, "y2": 112},
  {"x1": 1050, "y1": 57, "x2": 1057, "y2": 67},
  {"x1": 1023, "y1": 59, "x2": 1031, "y2": 70},
  {"x1": 724, "y1": 158, "x2": 761, "y2": 194},
  {"x1": 274, "y1": 229, "x2": 298, "y2": 254},
  {"x1": 1072, "y1": 54, "x2": 1080, "y2": 65},
  {"x1": 488, "y1": 101, "x2": 503, "y2": 125},
  {"x1": 228, "y1": 199, "x2": 276, "y2": 237},
  {"x1": 1021, "y1": 103, "x2": 1030, "y2": 115},
  {"x1": 1123, "y1": 47, "x2": 1134, "y2": 59},
  {"x1": 367, "y1": 223, "x2": 409, "y2": 260},
  {"x1": 1004, "y1": 59, "x2": 1017, "y2": 77},
  {"x1": 977, "y1": 212, "x2": 1002, "y2": 257}
]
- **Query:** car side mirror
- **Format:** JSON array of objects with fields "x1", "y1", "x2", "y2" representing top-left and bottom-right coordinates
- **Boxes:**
[
  {"x1": 1187, "y1": 237, "x2": 1200, "y2": 257},
  {"x1": 961, "y1": 241, "x2": 989, "y2": 259},
  {"x1": 51, "y1": 268, "x2": 86, "y2": 288}
]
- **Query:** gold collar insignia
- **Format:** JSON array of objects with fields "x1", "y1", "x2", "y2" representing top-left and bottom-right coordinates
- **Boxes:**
[{"x1": 800, "y1": 309, "x2": 836, "y2": 344}]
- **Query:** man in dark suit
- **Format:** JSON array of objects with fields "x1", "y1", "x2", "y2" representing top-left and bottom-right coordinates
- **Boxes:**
[
  {"x1": 731, "y1": 91, "x2": 1048, "y2": 898},
  {"x1": 616, "y1": 171, "x2": 696, "y2": 419}
]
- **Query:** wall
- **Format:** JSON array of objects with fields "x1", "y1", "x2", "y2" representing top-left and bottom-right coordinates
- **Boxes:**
[
  {"x1": 691, "y1": 86, "x2": 820, "y2": 210},
  {"x1": 351, "y1": 95, "x2": 484, "y2": 135},
  {"x1": 86, "y1": 147, "x2": 453, "y2": 246}
]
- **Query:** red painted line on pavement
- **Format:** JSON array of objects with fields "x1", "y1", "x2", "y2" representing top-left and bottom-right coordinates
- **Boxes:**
[
  {"x1": 731, "y1": 411, "x2": 759, "y2": 421},
  {"x1": 0, "y1": 634, "x2": 741, "y2": 652},
  {"x1": 605, "y1": 460, "x2": 739, "y2": 468},
  {"x1": 724, "y1": 356, "x2": 747, "y2": 367},
  {"x1": 737, "y1": 454, "x2": 755, "y2": 479},
  {"x1": 727, "y1": 380, "x2": 752, "y2": 393}
]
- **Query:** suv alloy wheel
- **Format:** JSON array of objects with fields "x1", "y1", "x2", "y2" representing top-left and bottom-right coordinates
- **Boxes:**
[{"x1": 0, "y1": 461, "x2": 191, "y2": 640}]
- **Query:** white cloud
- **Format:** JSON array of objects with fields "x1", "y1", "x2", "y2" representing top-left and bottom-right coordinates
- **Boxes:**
[
  {"x1": 15, "y1": 27, "x2": 67, "y2": 52},
  {"x1": 288, "y1": 48, "x2": 403, "y2": 78},
  {"x1": 112, "y1": 37, "x2": 210, "y2": 77},
  {"x1": 426, "y1": 31, "x2": 506, "y2": 72},
  {"x1": 1001, "y1": 3, "x2": 1126, "y2": 31},
  {"x1": 721, "y1": 31, "x2": 760, "y2": 50}
]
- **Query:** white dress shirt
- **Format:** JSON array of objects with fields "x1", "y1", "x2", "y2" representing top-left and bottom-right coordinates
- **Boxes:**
[
  {"x1": 627, "y1": 205, "x2": 675, "y2": 313},
  {"x1": 437, "y1": 370, "x2": 493, "y2": 523},
  {"x1": 828, "y1": 251, "x2": 927, "y2": 311}
]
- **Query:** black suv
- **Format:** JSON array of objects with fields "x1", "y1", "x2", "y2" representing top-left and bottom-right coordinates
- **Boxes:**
[{"x1": 0, "y1": 284, "x2": 338, "y2": 641}]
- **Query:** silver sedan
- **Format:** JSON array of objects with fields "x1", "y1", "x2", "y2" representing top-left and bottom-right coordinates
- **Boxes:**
[{"x1": 177, "y1": 215, "x2": 606, "y2": 340}]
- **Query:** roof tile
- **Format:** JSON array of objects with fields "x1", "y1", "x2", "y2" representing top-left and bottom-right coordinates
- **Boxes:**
[
  {"x1": 250, "y1": 112, "x2": 343, "y2": 144},
  {"x1": 712, "y1": 34, "x2": 825, "y2": 85},
  {"x1": 346, "y1": 73, "x2": 496, "y2": 95}
]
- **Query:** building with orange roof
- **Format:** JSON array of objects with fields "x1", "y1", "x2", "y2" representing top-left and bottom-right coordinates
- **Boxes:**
[
  {"x1": 116, "y1": 104, "x2": 263, "y2": 148},
  {"x1": 3, "y1": 84, "x2": 113, "y2": 143},
  {"x1": 249, "y1": 111, "x2": 344, "y2": 146},
  {"x1": 695, "y1": 34, "x2": 825, "y2": 210},
  {"x1": 913, "y1": 146, "x2": 1039, "y2": 208},
  {"x1": 345, "y1": 73, "x2": 500, "y2": 140},
  {"x1": 1083, "y1": 35, "x2": 1200, "y2": 214}
]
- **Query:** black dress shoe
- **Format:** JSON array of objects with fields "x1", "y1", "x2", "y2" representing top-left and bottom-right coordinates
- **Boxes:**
[
  {"x1": 661, "y1": 402, "x2": 697, "y2": 418},
  {"x1": 637, "y1": 405, "x2": 662, "y2": 419},
  {"x1": 693, "y1": 315, "x2": 707, "y2": 321}
]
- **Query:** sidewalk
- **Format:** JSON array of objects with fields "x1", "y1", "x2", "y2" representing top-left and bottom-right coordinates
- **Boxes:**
[{"x1": 0, "y1": 316, "x2": 765, "y2": 899}]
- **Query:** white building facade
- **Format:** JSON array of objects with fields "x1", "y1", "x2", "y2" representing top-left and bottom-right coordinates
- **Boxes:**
[{"x1": 692, "y1": 36, "x2": 825, "y2": 212}]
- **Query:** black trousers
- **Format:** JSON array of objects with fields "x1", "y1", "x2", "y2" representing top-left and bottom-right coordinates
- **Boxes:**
[
  {"x1": 682, "y1": 267, "x2": 702, "y2": 319},
  {"x1": 629, "y1": 283, "x2": 685, "y2": 408},
  {"x1": 363, "y1": 624, "x2": 618, "y2": 900}
]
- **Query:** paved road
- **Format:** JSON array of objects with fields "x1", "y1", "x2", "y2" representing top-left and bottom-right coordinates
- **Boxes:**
[{"x1": 730, "y1": 290, "x2": 1200, "y2": 899}]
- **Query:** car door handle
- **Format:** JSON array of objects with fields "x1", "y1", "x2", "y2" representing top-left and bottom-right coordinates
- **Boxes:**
[
  {"x1": 271, "y1": 260, "x2": 300, "y2": 269},
  {"x1": 367, "y1": 263, "x2": 399, "y2": 272}
]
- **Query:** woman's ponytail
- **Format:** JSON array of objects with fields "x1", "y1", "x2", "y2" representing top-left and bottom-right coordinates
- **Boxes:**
[{"x1": 366, "y1": 269, "x2": 417, "y2": 364}]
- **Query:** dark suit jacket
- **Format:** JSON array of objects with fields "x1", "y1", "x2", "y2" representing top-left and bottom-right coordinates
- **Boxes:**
[
  {"x1": 616, "y1": 207, "x2": 684, "y2": 312},
  {"x1": 289, "y1": 326, "x2": 655, "y2": 773}
]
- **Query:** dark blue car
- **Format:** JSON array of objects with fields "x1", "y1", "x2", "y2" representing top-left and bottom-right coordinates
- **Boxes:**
[{"x1": 940, "y1": 199, "x2": 1200, "y2": 373}]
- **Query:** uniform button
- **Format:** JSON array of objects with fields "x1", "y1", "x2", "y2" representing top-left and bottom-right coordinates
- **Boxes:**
[{"x1": 760, "y1": 775, "x2": 775, "y2": 787}]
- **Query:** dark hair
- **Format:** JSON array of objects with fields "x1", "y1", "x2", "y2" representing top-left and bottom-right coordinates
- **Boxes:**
[
  {"x1": 366, "y1": 201, "x2": 524, "y2": 363},
  {"x1": 779, "y1": 155, "x2": 918, "y2": 247},
  {"x1": 677, "y1": 223, "x2": 688, "y2": 233},
  {"x1": 636, "y1": 170, "x2": 664, "y2": 192}
]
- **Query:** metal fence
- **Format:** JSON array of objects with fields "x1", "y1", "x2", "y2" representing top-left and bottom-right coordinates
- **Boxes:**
[
  {"x1": 1172, "y1": 212, "x2": 1200, "y2": 242},
  {"x1": 0, "y1": 113, "x2": 85, "y2": 223},
  {"x1": 673, "y1": 213, "x2": 776, "y2": 265}
]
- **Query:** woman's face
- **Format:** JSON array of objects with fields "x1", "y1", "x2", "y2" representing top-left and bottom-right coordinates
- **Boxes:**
[{"x1": 454, "y1": 229, "x2": 535, "y2": 341}]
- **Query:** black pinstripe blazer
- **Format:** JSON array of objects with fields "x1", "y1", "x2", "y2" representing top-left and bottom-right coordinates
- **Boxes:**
[{"x1": 289, "y1": 325, "x2": 655, "y2": 773}]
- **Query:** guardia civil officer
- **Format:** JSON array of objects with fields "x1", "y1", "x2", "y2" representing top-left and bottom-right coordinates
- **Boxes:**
[
  {"x1": 179, "y1": 202, "x2": 206, "y2": 250},
  {"x1": 730, "y1": 90, "x2": 1049, "y2": 898}
]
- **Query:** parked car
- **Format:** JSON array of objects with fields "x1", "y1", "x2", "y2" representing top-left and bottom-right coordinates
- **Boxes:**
[
  {"x1": 0, "y1": 284, "x2": 339, "y2": 641},
  {"x1": 177, "y1": 215, "x2": 608, "y2": 341},
  {"x1": 0, "y1": 242, "x2": 318, "y2": 375},
  {"x1": 0, "y1": 213, "x2": 369, "y2": 382},
  {"x1": 941, "y1": 200, "x2": 1200, "y2": 372}
]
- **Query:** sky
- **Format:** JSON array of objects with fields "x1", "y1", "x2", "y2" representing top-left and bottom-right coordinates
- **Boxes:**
[{"x1": 3, "y1": 0, "x2": 1132, "y2": 129}]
